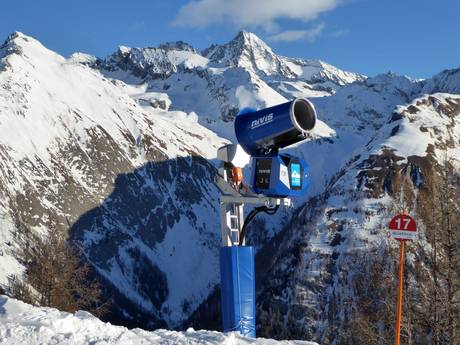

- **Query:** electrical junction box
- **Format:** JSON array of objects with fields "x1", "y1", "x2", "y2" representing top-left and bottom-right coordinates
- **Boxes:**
[{"x1": 250, "y1": 153, "x2": 310, "y2": 197}]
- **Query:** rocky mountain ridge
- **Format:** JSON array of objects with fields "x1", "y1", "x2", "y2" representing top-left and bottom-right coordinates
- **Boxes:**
[{"x1": 92, "y1": 30, "x2": 364, "y2": 132}]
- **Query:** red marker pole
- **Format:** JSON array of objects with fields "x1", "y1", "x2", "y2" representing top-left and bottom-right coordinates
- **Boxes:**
[
  {"x1": 389, "y1": 211, "x2": 416, "y2": 345},
  {"x1": 394, "y1": 239, "x2": 405, "y2": 345}
]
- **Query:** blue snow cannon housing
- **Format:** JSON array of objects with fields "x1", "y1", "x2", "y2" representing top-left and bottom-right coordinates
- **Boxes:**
[
  {"x1": 235, "y1": 98, "x2": 316, "y2": 197},
  {"x1": 235, "y1": 98, "x2": 316, "y2": 156}
]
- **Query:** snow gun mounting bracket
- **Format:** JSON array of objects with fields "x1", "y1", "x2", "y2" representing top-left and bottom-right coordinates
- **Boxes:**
[{"x1": 214, "y1": 169, "x2": 291, "y2": 247}]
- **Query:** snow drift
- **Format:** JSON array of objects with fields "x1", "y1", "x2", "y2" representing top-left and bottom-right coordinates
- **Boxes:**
[{"x1": 0, "y1": 296, "x2": 317, "y2": 345}]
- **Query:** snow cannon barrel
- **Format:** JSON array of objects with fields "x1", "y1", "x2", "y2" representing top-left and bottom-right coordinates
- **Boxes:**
[{"x1": 234, "y1": 98, "x2": 317, "y2": 156}]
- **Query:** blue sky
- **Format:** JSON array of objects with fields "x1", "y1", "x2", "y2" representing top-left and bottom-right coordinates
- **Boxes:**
[{"x1": 1, "y1": 0, "x2": 459, "y2": 78}]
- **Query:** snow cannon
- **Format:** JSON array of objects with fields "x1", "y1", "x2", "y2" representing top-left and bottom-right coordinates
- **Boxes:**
[
  {"x1": 215, "y1": 98, "x2": 317, "y2": 337},
  {"x1": 234, "y1": 98, "x2": 316, "y2": 156},
  {"x1": 234, "y1": 98, "x2": 316, "y2": 197}
]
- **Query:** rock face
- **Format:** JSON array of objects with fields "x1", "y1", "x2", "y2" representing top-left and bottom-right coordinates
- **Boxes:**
[{"x1": 0, "y1": 30, "x2": 459, "y2": 343}]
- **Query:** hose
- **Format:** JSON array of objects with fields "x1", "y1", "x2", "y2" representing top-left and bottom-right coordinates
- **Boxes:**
[{"x1": 239, "y1": 205, "x2": 279, "y2": 246}]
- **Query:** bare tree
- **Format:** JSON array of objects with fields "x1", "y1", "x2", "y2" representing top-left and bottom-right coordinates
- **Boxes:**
[
  {"x1": 10, "y1": 226, "x2": 107, "y2": 316},
  {"x1": 436, "y1": 158, "x2": 460, "y2": 345},
  {"x1": 410, "y1": 156, "x2": 460, "y2": 345}
]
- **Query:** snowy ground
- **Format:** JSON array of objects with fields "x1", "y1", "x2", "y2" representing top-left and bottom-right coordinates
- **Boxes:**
[{"x1": 0, "y1": 296, "x2": 317, "y2": 345}]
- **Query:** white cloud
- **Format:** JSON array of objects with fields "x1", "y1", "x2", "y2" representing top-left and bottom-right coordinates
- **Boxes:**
[
  {"x1": 268, "y1": 30, "x2": 308, "y2": 43},
  {"x1": 268, "y1": 23, "x2": 325, "y2": 43},
  {"x1": 330, "y1": 29, "x2": 348, "y2": 38},
  {"x1": 172, "y1": 0, "x2": 341, "y2": 31},
  {"x1": 304, "y1": 23, "x2": 326, "y2": 42}
]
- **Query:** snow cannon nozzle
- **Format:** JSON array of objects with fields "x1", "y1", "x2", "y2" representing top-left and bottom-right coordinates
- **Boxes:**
[{"x1": 234, "y1": 97, "x2": 316, "y2": 156}]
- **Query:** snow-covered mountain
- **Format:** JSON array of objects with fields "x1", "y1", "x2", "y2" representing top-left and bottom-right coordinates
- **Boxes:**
[
  {"x1": 0, "y1": 32, "x2": 228, "y2": 329},
  {"x1": 0, "y1": 30, "x2": 459, "y2": 344},
  {"x1": 255, "y1": 91, "x2": 460, "y2": 342},
  {"x1": 94, "y1": 30, "x2": 363, "y2": 138}
]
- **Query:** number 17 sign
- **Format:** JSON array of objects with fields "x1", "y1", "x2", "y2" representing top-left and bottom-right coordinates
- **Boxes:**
[{"x1": 389, "y1": 214, "x2": 417, "y2": 241}]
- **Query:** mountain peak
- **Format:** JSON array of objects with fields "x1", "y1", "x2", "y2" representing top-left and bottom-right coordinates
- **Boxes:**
[
  {"x1": 2, "y1": 31, "x2": 27, "y2": 52},
  {"x1": 230, "y1": 30, "x2": 273, "y2": 54},
  {"x1": 6, "y1": 31, "x2": 24, "y2": 40},
  {"x1": 203, "y1": 30, "x2": 276, "y2": 71},
  {"x1": 4, "y1": 31, "x2": 28, "y2": 43},
  {"x1": 234, "y1": 30, "x2": 266, "y2": 43},
  {"x1": 2, "y1": 31, "x2": 41, "y2": 49},
  {"x1": 1, "y1": 31, "x2": 59, "y2": 62}
]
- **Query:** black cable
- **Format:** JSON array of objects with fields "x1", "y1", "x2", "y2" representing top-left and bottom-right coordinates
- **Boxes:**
[{"x1": 239, "y1": 205, "x2": 279, "y2": 246}]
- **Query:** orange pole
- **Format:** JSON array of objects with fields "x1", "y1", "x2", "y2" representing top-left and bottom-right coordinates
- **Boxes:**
[{"x1": 395, "y1": 240, "x2": 405, "y2": 345}]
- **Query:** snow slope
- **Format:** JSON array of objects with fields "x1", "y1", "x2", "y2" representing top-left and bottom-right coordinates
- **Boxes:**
[
  {"x1": 0, "y1": 32, "x2": 228, "y2": 329},
  {"x1": 0, "y1": 296, "x2": 317, "y2": 345}
]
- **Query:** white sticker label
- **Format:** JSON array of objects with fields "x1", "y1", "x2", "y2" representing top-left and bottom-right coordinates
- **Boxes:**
[
  {"x1": 390, "y1": 230, "x2": 417, "y2": 241},
  {"x1": 280, "y1": 164, "x2": 289, "y2": 188}
]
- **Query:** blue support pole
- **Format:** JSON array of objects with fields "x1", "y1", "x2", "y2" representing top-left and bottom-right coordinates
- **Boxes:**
[{"x1": 219, "y1": 246, "x2": 256, "y2": 338}]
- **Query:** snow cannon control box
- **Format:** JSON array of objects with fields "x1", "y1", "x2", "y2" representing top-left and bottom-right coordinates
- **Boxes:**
[
  {"x1": 250, "y1": 153, "x2": 310, "y2": 197},
  {"x1": 234, "y1": 98, "x2": 316, "y2": 198}
]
